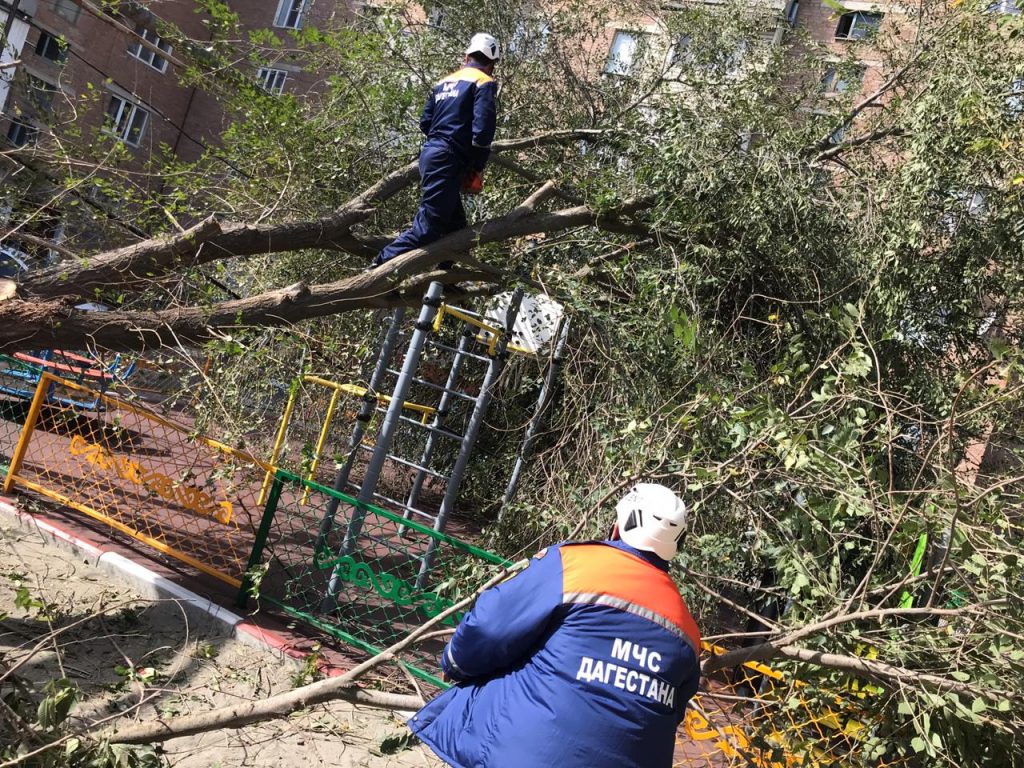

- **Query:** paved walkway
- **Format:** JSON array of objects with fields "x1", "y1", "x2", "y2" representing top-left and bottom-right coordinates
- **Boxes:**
[{"x1": 0, "y1": 496, "x2": 443, "y2": 768}]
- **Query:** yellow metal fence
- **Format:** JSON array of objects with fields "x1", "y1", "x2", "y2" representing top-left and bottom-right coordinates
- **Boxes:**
[{"x1": 2, "y1": 373, "x2": 269, "y2": 587}]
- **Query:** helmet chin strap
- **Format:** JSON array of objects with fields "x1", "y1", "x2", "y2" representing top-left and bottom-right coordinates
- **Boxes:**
[{"x1": 608, "y1": 523, "x2": 620, "y2": 541}]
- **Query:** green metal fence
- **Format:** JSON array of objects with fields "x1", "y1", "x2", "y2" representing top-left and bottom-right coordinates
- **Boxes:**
[{"x1": 242, "y1": 468, "x2": 511, "y2": 687}]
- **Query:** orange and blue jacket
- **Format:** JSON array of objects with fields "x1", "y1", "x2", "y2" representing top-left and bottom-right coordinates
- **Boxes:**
[
  {"x1": 408, "y1": 540, "x2": 701, "y2": 768},
  {"x1": 419, "y1": 61, "x2": 497, "y2": 172}
]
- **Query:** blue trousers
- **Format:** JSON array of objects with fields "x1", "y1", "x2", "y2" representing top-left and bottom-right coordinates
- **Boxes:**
[{"x1": 376, "y1": 140, "x2": 467, "y2": 265}]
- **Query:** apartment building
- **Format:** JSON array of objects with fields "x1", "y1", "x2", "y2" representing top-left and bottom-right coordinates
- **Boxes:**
[
  {"x1": 0, "y1": 0, "x2": 363, "y2": 268},
  {"x1": 0, "y1": 0, "x2": 360, "y2": 160}
]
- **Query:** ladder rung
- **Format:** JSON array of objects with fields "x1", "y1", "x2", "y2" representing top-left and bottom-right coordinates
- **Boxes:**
[
  {"x1": 428, "y1": 339, "x2": 492, "y2": 362},
  {"x1": 397, "y1": 414, "x2": 466, "y2": 440},
  {"x1": 385, "y1": 369, "x2": 478, "y2": 401},
  {"x1": 384, "y1": 453, "x2": 449, "y2": 479}
]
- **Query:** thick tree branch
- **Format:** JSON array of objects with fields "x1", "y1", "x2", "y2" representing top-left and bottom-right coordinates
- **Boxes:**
[
  {"x1": 20, "y1": 216, "x2": 224, "y2": 298},
  {"x1": 4, "y1": 192, "x2": 628, "y2": 352},
  {"x1": 777, "y1": 646, "x2": 1017, "y2": 705},
  {"x1": 17, "y1": 131, "x2": 618, "y2": 301}
]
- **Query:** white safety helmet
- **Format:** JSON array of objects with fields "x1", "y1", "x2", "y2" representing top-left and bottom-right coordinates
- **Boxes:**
[
  {"x1": 615, "y1": 483, "x2": 688, "y2": 561},
  {"x1": 466, "y1": 32, "x2": 500, "y2": 62}
]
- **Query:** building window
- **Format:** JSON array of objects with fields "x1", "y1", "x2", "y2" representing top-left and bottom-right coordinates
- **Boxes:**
[
  {"x1": 7, "y1": 120, "x2": 37, "y2": 147},
  {"x1": 128, "y1": 26, "x2": 172, "y2": 73},
  {"x1": 105, "y1": 95, "x2": 149, "y2": 146},
  {"x1": 35, "y1": 32, "x2": 67, "y2": 64},
  {"x1": 821, "y1": 64, "x2": 863, "y2": 94},
  {"x1": 668, "y1": 34, "x2": 692, "y2": 68},
  {"x1": 27, "y1": 76, "x2": 57, "y2": 112},
  {"x1": 274, "y1": 0, "x2": 306, "y2": 29},
  {"x1": 835, "y1": 12, "x2": 882, "y2": 40},
  {"x1": 1007, "y1": 77, "x2": 1024, "y2": 117},
  {"x1": 605, "y1": 30, "x2": 643, "y2": 76},
  {"x1": 54, "y1": 0, "x2": 81, "y2": 25},
  {"x1": 509, "y1": 20, "x2": 551, "y2": 57},
  {"x1": 988, "y1": 0, "x2": 1020, "y2": 13},
  {"x1": 256, "y1": 67, "x2": 288, "y2": 94}
]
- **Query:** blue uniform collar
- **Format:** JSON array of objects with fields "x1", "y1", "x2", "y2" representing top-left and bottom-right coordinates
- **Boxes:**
[
  {"x1": 464, "y1": 60, "x2": 488, "y2": 73},
  {"x1": 603, "y1": 539, "x2": 671, "y2": 572}
]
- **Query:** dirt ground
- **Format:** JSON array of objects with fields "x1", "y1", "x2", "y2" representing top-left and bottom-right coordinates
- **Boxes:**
[{"x1": 0, "y1": 523, "x2": 443, "y2": 768}]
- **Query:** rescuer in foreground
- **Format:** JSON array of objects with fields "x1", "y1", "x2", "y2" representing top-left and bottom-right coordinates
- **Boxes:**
[
  {"x1": 408, "y1": 483, "x2": 702, "y2": 767},
  {"x1": 371, "y1": 33, "x2": 499, "y2": 268}
]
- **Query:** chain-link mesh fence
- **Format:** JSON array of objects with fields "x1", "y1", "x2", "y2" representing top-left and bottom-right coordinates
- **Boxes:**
[
  {"x1": 3, "y1": 373, "x2": 268, "y2": 586},
  {"x1": 1, "y1": 354, "x2": 49, "y2": 473},
  {"x1": 1, "y1": 372, "x2": 898, "y2": 765},
  {"x1": 677, "y1": 644, "x2": 900, "y2": 766},
  {"x1": 247, "y1": 468, "x2": 511, "y2": 686}
]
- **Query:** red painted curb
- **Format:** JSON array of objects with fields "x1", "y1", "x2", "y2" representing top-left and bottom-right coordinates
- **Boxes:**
[{"x1": 236, "y1": 621, "x2": 299, "y2": 654}]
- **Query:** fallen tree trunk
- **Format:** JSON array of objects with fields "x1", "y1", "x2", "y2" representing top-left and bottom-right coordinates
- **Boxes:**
[{"x1": 0, "y1": 182, "x2": 618, "y2": 353}]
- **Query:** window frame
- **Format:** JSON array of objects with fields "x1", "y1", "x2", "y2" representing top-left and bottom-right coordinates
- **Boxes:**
[
  {"x1": 7, "y1": 120, "x2": 37, "y2": 147},
  {"x1": 274, "y1": 0, "x2": 307, "y2": 29},
  {"x1": 54, "y1": 0, "x2": 82, "y2": 25},
  {"x1": 834, "y1": 11, "x2": 883, "y2": 41},
  {"x1": 256, "y1": 67, "x2": 288, "y2": 95},
  {"x1": 605, "y1": 29, "x2": 643, "y2": 76},
  {"x1": 127, "y1": 26, "x2": 172, "y2": 73},
  {"x1": 27, "y1": 75, "x2": 57, "y2": 113},
  {"x1": 105, "y1": 94, "x2": 149, "y2": 147},
  {"x1": 35, "y1": 31, "x2": 67, "y2": 64},
  {"x1": 820, "y1": 63, "x2": 864, "y2": 95}
]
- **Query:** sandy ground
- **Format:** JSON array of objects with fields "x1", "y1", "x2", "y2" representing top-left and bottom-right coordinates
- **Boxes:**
[{"x1": 0, "y1": 522, "x2": 443, "y2": 768}]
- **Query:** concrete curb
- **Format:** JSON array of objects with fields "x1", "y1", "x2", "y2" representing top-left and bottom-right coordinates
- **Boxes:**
[{"x1": 0, "y1": 496, "x2": 307, "y2": 669}]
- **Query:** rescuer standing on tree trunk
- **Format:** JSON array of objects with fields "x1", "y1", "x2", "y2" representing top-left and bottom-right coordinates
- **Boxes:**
[
  {"x1": 371, "y1": 34, "x2": 500, "y2": 268},
  {"x1": 408, "y1": 483, "x2": 702, "y2": 768}
]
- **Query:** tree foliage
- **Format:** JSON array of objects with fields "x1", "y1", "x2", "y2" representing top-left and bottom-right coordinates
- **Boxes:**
[{"x1": 2, "y1": 0, "x2": 1023, "y2": 764}]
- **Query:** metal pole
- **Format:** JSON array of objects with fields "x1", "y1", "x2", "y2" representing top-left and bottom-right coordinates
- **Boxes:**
[
  {"x1": 237, "y1": 470, "x2": 285, "y2": 609},
  {"x1": 3, "y1": 369, "x2": 48, "y2": 492},
  {"x1": 257, "y1": 380, "x2": 299, "y2": 505},
  {"x1": 299, "y1": 387, "x2": 341, "y2": 505},
  {"x1": 416, "y1": 288, "x2": 525, "y2": 588},
  {"x1": 324, "y1": 283, "x2": 443, "y2": 604},
  {"x1": 400, "y1": 322, "x2": 474, "y2": 531},
  {"x1": 496, "y1": 317, "x2": 569, "y2": 524},
  {"x1": 314, "y1": 308, "x2": 406, "y2": 552}
]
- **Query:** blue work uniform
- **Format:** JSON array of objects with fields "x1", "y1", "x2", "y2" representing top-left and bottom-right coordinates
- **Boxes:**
[
  {"x1": 375, "y1": 61, "x2": 497, "y2": 265},
  {"x1": 408, "y1": 540, "x2": 702, "y2": 768}
]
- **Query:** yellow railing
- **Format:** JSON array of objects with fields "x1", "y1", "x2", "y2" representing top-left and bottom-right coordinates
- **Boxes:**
[
  {"x1": 432, "y1": 303, "x2": 535, "y2": 356},
  {"x1": 258, "y1": 374, "x2": 437, "y2": 505},
  {"x1": 4, "y1": 373, "x2": 270, "y2": 587}
]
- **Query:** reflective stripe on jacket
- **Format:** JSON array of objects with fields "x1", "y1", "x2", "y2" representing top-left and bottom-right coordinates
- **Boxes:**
[
  {"x1": 419, "y1": 62, "x2": 497, "y2": 171},
  {"x1": 408, "y1": 540, "x2": 701, "y2": 768}
]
